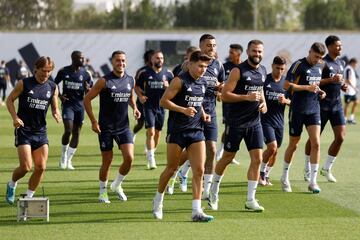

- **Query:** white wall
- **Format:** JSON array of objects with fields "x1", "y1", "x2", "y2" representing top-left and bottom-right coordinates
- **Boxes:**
[{"x1": 1, "y1": 31, "x2": 359, "y2": 78}]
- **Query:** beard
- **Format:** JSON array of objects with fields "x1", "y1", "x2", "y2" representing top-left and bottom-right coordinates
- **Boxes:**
[
  {"x1": 154, "y1": 62, "x2": 163, "y2": 69},
  {"x1": 248, "y1": 55, "x2": 262, "y2": 65}
]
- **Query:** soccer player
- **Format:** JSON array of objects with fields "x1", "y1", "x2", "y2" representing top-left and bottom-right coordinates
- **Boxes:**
[
  {"x1": 55, "y1": 51, "x2": 93, "y2": 170},
  {"x1": 5, "y1": 56, "x2": 61, "y2": 204},
  {"x1": 0, "y1": 60, "x2": 10, "y2": 106},
  {"x1": 135, "y1": 51, "x2": 173, "y2": 169},
  {"x1": 209, "y1": 39, "x2": 267, "y2": 212},
  {"x1": 216, "y1": 43, "x2": 243, "y2": 164},
  {"x1": 133, "y1": 49, "x2": 154, "y2": 142},
  {"x1": 84, "y1": 51, "x2": 140, "y2": 203},
  {"x1": 343, "y1": 58, "x2": 358, "y2": 124},
  {"x1": 152, "y1": 50, "x2": 214, "y2": 222},
  {"x1": 172, "y1": 46, "x2": 199, "y2": 77},
  {"x1": 280, "y1": 42, "x2": 326, "y2": 194},
  {"x1": 259, "y1": 56, "x2": 290, "y2": 186},
  {"x1": 303, "y1": 36, "x2": 347, "y2": 183},
  {"x1": 198, "y1": 34, "x2": 225, "y2": 200}
]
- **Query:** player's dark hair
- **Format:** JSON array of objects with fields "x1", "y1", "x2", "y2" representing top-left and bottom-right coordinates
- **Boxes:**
[
  {"x1": 349, "y1": 58, "x2": 358, "y2": 64},
  {"x1": 199, "y1": 34, "x2": 215, "y2": 43},
  {"x1": 111, "y1": 50, "x2": 126, "y2": 59},
  {"x1": 186, "y1": 46, "x2": 199, "y2": 55},
  {"x1": 189, "y1": 50, "x2": 211, "y2": 62},
  {"x1": 310, "y1": 42, "x2": 326, "y2": 55},
  {"x1": 325, "y1": 35, "x2": 340, "y2": 47},
  {"x1": 71, "y1": 50, "x2": 82, "y2": 60},
  {"x1": 143, "y1": 49, "x2": 155, "y2": 64},
  {"x1": 273, "y1": 56, "x2": 286, "y2": 65},
  {"x1": 247, "y1": 39, "x2": 263, "y2": 49},
  {"x1": 230, "y1": 44, "x2": 243, "y2": 52}
]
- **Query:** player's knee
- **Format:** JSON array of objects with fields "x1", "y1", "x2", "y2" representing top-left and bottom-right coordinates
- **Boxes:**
[
  {"x1": 268, "y1": 145, "x2": 277, "y2": 156},
  {"x1": 310, "y1": 141, "x2": 320, "y2": 151},
  {"x1": 34, "y1": 164, "x2": 46, "y2": 173},
  {"x1": 20, "y1": 164, "x2": 32, "y2": 173},
  {"x1": 191, "y1": 165, "x2": 204, "y2": 177}
]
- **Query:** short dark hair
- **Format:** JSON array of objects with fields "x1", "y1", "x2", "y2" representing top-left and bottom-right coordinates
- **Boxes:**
[
  {"x1": 230, "y1": 44, "x2": 243, "y2": 52},
  {"x1": 325, "y1": 35, "x2": 340, "y2": 47},
  {"x1": 199, "y1": 34, "x2": 215, "y2": 43},
  {"x1": 247, "y1": 39, "x2": 263, "y2": 49},
  {"x1": 189, "y1": 50, "x2": 211, "y2": 62},
  {"x1": 71, "y1": 50, "x2": 82, "y2": 60},
  {"x1": 111, "y1": 50, "x2": 126, "y2": 59},
  {"x1": 186, "y1": 46, "x2": 199, "y2": 55},
  {"x1": 311, "y1": 42, "x2": 326, "y2": 55},
  {"x1": 349, "y1": 58, "x2": 358, "y2": 64},
  {"x1": 143, "y1": 49, "x2": 155, "y2": 63},
  {"x1": 273, "y1": 56, "x2": 286, "y2": 65}
]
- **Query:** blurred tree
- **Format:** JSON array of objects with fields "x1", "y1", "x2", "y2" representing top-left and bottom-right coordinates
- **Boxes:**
[
  {"x1": 0, "y1": 0, "x2": 40, "y2": 29},
  {"x1": 73, "y1": 5, "x2": 107, "y2": 29},
  {"x1": 42, "y1": 0, "x2": 74, "y2": 29},
  {"x1": 303, "y1": 0, "x2": 354, "y2": 30}
]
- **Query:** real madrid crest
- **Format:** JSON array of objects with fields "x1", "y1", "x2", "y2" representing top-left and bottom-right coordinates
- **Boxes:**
[
  {"x1": 202, "y1": 85, "x2": 205, "y2": 93},
  {"x1": 127, "y1": 83, "x2": 131, "y2": 90},
  {"x1": 46, "y1": 91, "x2": 51, "y2": 98}
]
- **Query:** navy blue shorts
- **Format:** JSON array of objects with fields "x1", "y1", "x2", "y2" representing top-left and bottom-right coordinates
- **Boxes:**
[
  {"x1": 321, "y1": 110, "x2": 345, "y2": 130},
  {"x1": 262, "y1": 125, "x2": 284, "y2": 147},
  {"x1": 289, "y1": 110, "x2": 321, "y2": 137},
  {"x1": 144, "y1": 107, "x2": 165, "y2": 130},
  {"x1": 62, "y1": 105, "x2": 84, "y2": 125},
  {"x1": 344, "y1": 95, "x2": 357, "y2": 103},
  {"x1": 98, "y1": 129, "x2": 133, "y2": 151},
  {"x1": 166, "y1": 130, "x2": 205, "y2": 149},
  {"x1": 224, "y1": 123, "x2": 263, "y2": 152},
  {"x1": 204, "y1": 114, "x2": 218, "y2": 142},
  {"x1": 15, "y1": 128, "x2": 48, "y2": 151},
  {"x1": 222, "y1": 103, "x2": 229, "y2": 124},
  {"x1": 136, "y1": 98, "x2": 145, "y2": 122}
]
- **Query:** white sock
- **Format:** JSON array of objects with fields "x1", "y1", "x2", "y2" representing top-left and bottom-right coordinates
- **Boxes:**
[
  {"x1": 203, "y1": 174, "x2": 213, "y2": 193},
  {"x1": 265, "y1": 166, "x2": 273, "y2": 178},
  {"x1": 26, "y1": 189, "x2": 35, "y2": 198},
  {"x1": 282, "y1": 161, "x2": 291, "y2": 181},
  {"x1": 192, "y1": 199, "x2": 202, "y2": 213},
  {"x1": 154, "y1": 191, "x2": 164, "y2": 203},
  {"x1": 216, "y1": 143, "x2": 224, "y2": 160},
  {"x1": 260, "y1": 161, "x2": 267, "y2": 173},
  {"x1": 350, "y1": 114, "x2": 355, "y2": 120},
  {"x1": 211, "y1": 173, "x2": 223, "y2": 195},
  {"x1": 310, "y1": 163, "x2": 319, "y2": 185},
  {"x1": 113, "y1": 173, "x2": 126, "y2": 187},
  {"x1": 66, "y1": 147, "x2": 77, "y2": 164},
  {"x1": 247, "y1": 180, "x2": 258, "y2": 201},
  {"x1": 180, "y1": 160, "x2": 191, "y2": 177},
  {"x1": 147, "y1": 149, "x2": 155, "y2": 161},
  {"x1": 61, "y1": 144, "x2": 69, "y2": 162},
  {"x1": 323, "y1": 155, "x2": 336, "y2": 170},
  {"x1": 9, "y1": 180, "x2": 17, "y2": 188},
  {"x1": 305, "y1": 155, "x2": 311, "y2": 172},
  {"x1": 99, "y1": 180, "x2": 108, "y2": 194}
]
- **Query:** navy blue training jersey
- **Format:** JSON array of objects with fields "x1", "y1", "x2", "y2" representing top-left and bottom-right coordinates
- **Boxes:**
[
  {"x1": 17, "y1": 76, "x2": 56, "y2": 132},
  {"x1": 167, "y1": 71, "x2": 207, "y2": 134},
  {"x1": 227, "y1": 60, "x2": 266, "y2": 128},
  {"x1": 286, "y1": 57, "x2": 323, "y2": 114},
  {"x1": 136, "y1": 67, "x2": 173, "y2": 109},
  {"x1": 172, "y1": 64, "x2": 182, "y2": 77},
  {"x1": 222, "y1": 61, "x2": 238, "y2": 123},
  {"x1": 261, "y1": 74, "x2": 286, "y2": 128},
  {"x1": 54, "y1": 66, "x2": 93, "y2": 110},
  {"x1": 320, "y1": 54, "x2": 345, "y2": 112},
  {"x1": 99, "y1": 72, "x2": 134, "y2": 134},
  {"x1": 202, "y1": 58, "x2": 225, "y2": 115}
]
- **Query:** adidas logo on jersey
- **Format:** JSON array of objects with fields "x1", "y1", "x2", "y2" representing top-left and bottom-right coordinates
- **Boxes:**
[
  {"x1": 187, "y1": 87, "x2": 192, "y2": 92},
  {"x1": 28, "y1": 90, "x2": 34, "y2": 94},
  {"x1": 148, "y1": 76, "x2": 153, "y2": 79},
  {"x1": 329, "y1": 66, "x2": 334, "y2": 70},
  {"x1": 246, "y1": 76, "x2": 251, "y2": 81},
  {"x1": 111, "y1": 86, "x2": 116, "y2": 89},
  {"x1": 267, "y1": 84, "x2": 271, "y2": 88},
  {"x1": 65, "y1": 75, "x2": 70, "y2": 78},
  {"x1": 306, "y1": 70, "x2": 311, "y2": 73}
]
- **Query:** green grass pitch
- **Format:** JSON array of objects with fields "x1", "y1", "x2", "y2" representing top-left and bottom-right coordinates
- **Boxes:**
[{"x1": 0, "y1": 99, "x2": 359, "y2": 240}]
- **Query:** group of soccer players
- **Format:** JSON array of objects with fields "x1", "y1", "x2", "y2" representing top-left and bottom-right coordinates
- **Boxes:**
[{"x1": 4, "y1": 33, "x2": 358, "y2": 223}]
